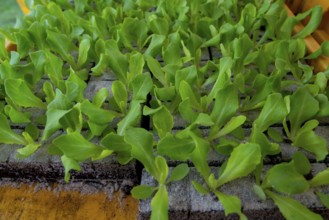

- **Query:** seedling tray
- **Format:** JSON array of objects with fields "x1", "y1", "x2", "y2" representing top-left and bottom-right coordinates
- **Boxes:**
[{"x1": 0, "y1": 1, "x2": 329, "y2": 219}]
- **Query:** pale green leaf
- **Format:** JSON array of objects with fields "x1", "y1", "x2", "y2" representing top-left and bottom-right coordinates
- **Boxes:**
[
  {"x1": 131, "y1": 185, "x2": 156, "y2": 199},
  {"x1": 310, "y1": 168, "x2": 329, "y2": 187},
  {"x1": 61, "y1": 155, "x2": 81, "y2": 182},
  {"x1": 150, "y1": 186, "x2": 168, "y2": 220},
  {"x1": 5, "y1": 79, "x2": 45, "y2": 109},
  {"x1": 263, "y1": 162, "x2": 309, "y2": 195},
  {"x1": 0, "y1": 114, "x2": 27, "y2": 145},
  {"x1": 53, "y1": 132, "x2": 103, "y2": 161},
  {"x1": 124, "y1": 127, "x2": 156, "y2": 177},
  {"x1": 218, "y1": 143, "x2": 261, "y2": 186},
  {"x1": 157, "y1": 135, "x2": 195, "y2": 161},
  {"x1": 167, "y1": 163, "x2": 189, "y2": 183},
  {"x1": 266, "y1": 190, "x2": 322, "y2": 220}
]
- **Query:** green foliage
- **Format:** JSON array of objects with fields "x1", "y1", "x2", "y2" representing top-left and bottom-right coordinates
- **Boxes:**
[
  {"x1": 266, "y1": 190, "x2": 323, "y2": 220},
  {"x1": 0, "y1": 0, "x2": 328, "y2": 219}
]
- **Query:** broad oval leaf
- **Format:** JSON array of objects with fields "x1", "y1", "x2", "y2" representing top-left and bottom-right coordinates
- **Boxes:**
[
  {"x1": 157, "y1": 135, "x2": 195, "y2": 161},
  {"x1": 167, "y1": 163, "x2": 189, "y2": 183},
  {"x1": 131, "y1": 185, "x2": 157, "y2": 200},
  {"x1": 263, "y1": 162, "x2": 309, "y2": 195}
]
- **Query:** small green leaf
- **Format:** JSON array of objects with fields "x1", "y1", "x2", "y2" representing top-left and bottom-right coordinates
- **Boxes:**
[
  {"x1": 106, "y1": 40, "x2": 128, "y2": 83},
  {"x1": 167, "y1": 163, "x2": 189, "y2": 183},
  {"x1": 157, "y1": 135, "x2": 195, "y2": 161},
  {"x1": 131, "y1": 185, "x2": 157, "y2": 199},
  {"x1": 192, "y1": 180, "x2": 209, "y2": 195},
  {"x1": 266, "y1": 190, "x2": 322, "y2": 220},
  {"x1": 124, "y1": 128, "x2": 157, "y2": 177},
  {"x1": 117, "y1": 100, "x2": 141, "y2": 136},
  {"x1": 293, "y1": 130, "x2": 327, "y2": 161},
  {"x1": 43, "y1": 109, "x2": 70, "y2": 140},
  {"x1": 148, "y1": 15, "x2": 169, "y2": 35},
  {"x1": 155, "y1": 156, "x2": 169, "y2": 184},
  {"x1": 130, "y1": 73, "x2": 153, "y2": 101},
  {"x1": 5, "y1": 79, "x2": 46, "y2": 109},
  {"x1": 17, "y1": 142, "x2": 41, "y2": 158},
  {"x1": 101, "y1": 132, "x2": 131, "y2": 152},
  {"x1": 267, "y1": 128, "x2": 283, "y2": 142},
  {"x1": 128, "y1": 52, "x2": 145, "y2": 81},
  {"x1": 81, "y1": 100, "x2": 117, "y2": 125},
  {"x1": 46, "y1": 29, "x2": 73, "y2": 63},
  {"x1": 315, "y1": 72, "x2": 327, "y2": 92},
  {"x1": 207, "y1": 57, "x2": 233, "y2": 103},
  {"x1": 263, "y1": 162, "x2": 309, "y2": 195},
  {"x1": 253, "y1": 93, "x2": 288, "y2": 132},
  {"x1": 150, "y1": 185, "x2": 168, "y2": 220},
  {"x1": 91, "y1": 53, "x2": 109, "y2": 76},
  {"x1": 289, "y1": 87, "x2": 319, "y2": 137},
  {"x1": 215, "y1": 115, "x2": 246, "y2": 138},
  {"x1": 5, "y1": 105, "x2": 31, "y2": 124},
  {"x1": 53, "y1": 132, "x2": 103, "y2": 161},
  {"x1": 154, "y1": 86, "x2": 176, "y2": 101},
  {"x1": 310, "y1": 168, "x2": 329, "y2": 187},
  {"x1": 44, "y1": 51, "x2": 63, "y2": 87},
  {"x1": 61, "y1": 155, "x2": 81, "y2": 182},
  {"x1": 0, "y1": 114, "x2": 26, "y2": 145},
  {"x1": 145, "y1": 55, "x2": 166, "y2": 86},
  {"x1": 316, "y1": 192, "x2": 329, "y2": 209},
  {"x1": 317, "y1": 94, "x2": 329, "y2": 117},
  {"x1": 210, "y1": 84, "x2": 239, "y2": 128},
  {"x1": 112, "y1": 80, "x2": 128, "y2": 113},
  {"x1": 214, "y1": 191, "x2": 246, "y2": 219},
  {"x1": 144, "y1": 34, "x2": 166, "y2": 57},
  {"x1": 192, "y1": 113, "x2": 214, "y2": 127},
  {"x1": 179, "y1": 81, "x2": 201, "y2": 110},
  {"x1": 218, "y1": 143, "x2": 261, "y2": 186},
  {"x1": 189, "y1": 132, "x2": 211, "y2": 179},
  {"x1": 59, "y1": 106, "x2": 82, "y2": 133},
  {"x1": 152, "y1": 106, "x2": 173, "y2": 139},
  {"x1": 92, "y1": 87, "x2": 109, "y2": 107},
  {"x1": 292, "y1": 152, "x2": 311, "y2": 175},
  {"x1": 77, "y1": 38, "x2": 91, "y2": 66},
  {"x1": 253, "y1": 184, "x2": 266, "y2": 201},
  {"x1": 250, "y1": 130, "x2": 281, "y2": 156},
  {"x1": 29, "y1": 50, "x2": 47, "y2": 82}
]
